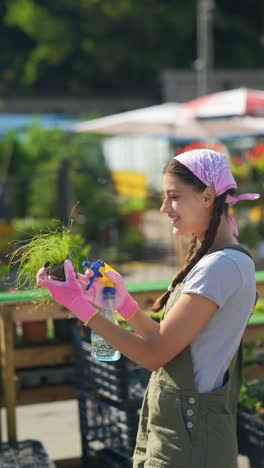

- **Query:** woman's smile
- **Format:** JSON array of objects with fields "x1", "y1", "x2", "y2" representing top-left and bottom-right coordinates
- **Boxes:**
[{"x1": 169, "y1": 215, "x2": 180, "y2": 226}]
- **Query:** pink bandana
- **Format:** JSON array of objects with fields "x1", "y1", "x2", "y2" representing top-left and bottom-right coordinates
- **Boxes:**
[{"x1": 174, "y1": 149, "x2": 260, "y2": 236}]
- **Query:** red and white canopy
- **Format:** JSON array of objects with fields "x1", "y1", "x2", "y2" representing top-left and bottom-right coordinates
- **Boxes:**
[{"x1": 183, "y1": 88, "x2": 264, "y2": 119}]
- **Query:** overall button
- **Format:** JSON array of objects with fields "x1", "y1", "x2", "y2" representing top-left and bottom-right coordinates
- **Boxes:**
[
  {"x1": 186, "y1": 409, "x2": 194, "y2": 417},
  {"x1": 188, "y1": 397, "x2": 195, "y2": 405},
  {"x1": 186, "y1": 421, "x2": 193, "y2": 430}
]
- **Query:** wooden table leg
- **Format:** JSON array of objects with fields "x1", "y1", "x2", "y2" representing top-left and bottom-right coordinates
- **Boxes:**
[{"x1": 0, "y1": 316, "x2": 17, "y2": 442}]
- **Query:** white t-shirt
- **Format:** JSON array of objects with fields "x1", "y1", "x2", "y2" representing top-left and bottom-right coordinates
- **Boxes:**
[{"x1": 182, "y1": 248, "x2": 256, "y2": 393}]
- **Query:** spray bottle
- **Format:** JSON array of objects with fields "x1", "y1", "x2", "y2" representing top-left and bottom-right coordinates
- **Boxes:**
[{"x1": 82, "y1": 259, "x2": 121, "y2": 361}]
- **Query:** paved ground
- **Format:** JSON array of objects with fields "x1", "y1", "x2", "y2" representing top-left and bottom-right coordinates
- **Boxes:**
[{"x1": 1, "y1": 401, "x2": 81, "y2": 464}]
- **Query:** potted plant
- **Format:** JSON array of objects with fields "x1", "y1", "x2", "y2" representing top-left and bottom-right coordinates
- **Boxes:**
[{"x1": 9, "y1": 224, "x2": 90, "y2": 343}]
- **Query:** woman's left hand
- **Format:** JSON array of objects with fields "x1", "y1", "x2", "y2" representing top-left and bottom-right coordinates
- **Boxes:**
[{"x1": 37, "y1": 260, "x2": 99, "y2": 324}]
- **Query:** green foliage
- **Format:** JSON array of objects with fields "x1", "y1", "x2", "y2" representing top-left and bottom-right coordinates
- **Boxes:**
[
  {"x1": 243, "y1": 342, "x2": 255, "y2": 362},
  {"x1": 238, "y1": 215, "x2": 264, "y2": 250},
  {"x1": 120, "y1": 197, "x2": 147, "y2": 213},
  {"x1": 0, "y1": 262, "x2": 9, "y2": 291},
  {"x1": 120, "y1": 227, "x2": 143, "y2": 251},
  {"x1": 70, "y1": 133, "x2": 121, "y2": 240},
  {"x1": 14, "y1": 122, "x2": 69, "y2": 218},
  {"x1": 239, "y1": 381, "x2": 264, "y2": 415},
  {"x1": 0, "y1": 123, "x2": 66, "y2": 218},
  {"x1": 4, "y1": 0, "x2": 76, "y2": 86},
  {"x1": 0, "y1": 124, "x2": 120, "y2": 240},
  {"x1": 253, "y1": 297, "x2": 264, "y2": 314},
  {"x1": 2, "y1": 0, "x2": 261, "y2": 93},
  {"x1": 214, "y1": 0, "x2": 263, "y2": 68},
  {"x1": 8, "y1": 222, "x2": 91, "y2": 289},
  {"x1": 0, "y1": 218, "x2": 60, "y2": 258},
  {"x1": 11, "y1": 217, "x2": 65, "y2": 240},
  {"x1": 0, "y1": 223, "x2": 16, "y2": 256},
  {"x1": 68, "y1": 233, "x2": 91, "y2": 272},
  {"x1": 238, "y1": 222, "x2": 261, "y2": 249}
]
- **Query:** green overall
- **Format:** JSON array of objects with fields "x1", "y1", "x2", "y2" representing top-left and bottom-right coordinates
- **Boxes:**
[{"x1": 133, "y1": 280, "x2": 244, "y2": 468}]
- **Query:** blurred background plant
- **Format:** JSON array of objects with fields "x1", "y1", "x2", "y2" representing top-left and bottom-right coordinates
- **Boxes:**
[
  {"x1": 239, "y1": 381, "x2": 264, "y2": 415},
  {"x1": 229, "y1": 140, "x2": 264, "y2": 182},
  {"x1": 0, "y1": 261, "x2": 9, "y2": 291},
  {"x1": 0, "y1": 124, "x2": 126, "y2": 286}
]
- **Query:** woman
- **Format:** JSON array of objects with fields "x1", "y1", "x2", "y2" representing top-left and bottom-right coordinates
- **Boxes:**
[{"x1": 37, "y1": 149, "x2": 259, "y2": 467}]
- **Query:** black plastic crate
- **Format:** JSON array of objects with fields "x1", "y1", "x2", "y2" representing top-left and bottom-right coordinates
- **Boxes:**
[
  {"x1": 72, "y1": 325, "x2": 150, "y2": 467},
  {"x1": 79, "y1": 394, "x2": 137, "y2": 467},
  {"x1": 96, "y1": 448, "x2": 132, "y2": 468},
  {"x1": 0, "y1": 439, "x2": 55, "y2": 467},
  {"x1": 237, "y1": 407, "x2": 264, "y2": 468},
  {"x1": 72, "y1": 325, "x2": 150, "y2": 408},
  {"x1": 17, "y1": 364, "x2": 75, "y2": 388}
]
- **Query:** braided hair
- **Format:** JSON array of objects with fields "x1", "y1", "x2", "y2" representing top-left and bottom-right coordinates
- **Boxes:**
[{"x1": 152, "y1": 158, "x2": 235, "y2": 312}]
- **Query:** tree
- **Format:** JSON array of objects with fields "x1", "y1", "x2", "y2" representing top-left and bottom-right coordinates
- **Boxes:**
[
  {"x1": 0, "y1": 0, "x2": 263, "y2": 94},
  {"x1": 214, "y1": 0, "x2": 264, "y2": 68},
  {"x1": 1, "y1": 0, "x2": 196, "y2": 93}
]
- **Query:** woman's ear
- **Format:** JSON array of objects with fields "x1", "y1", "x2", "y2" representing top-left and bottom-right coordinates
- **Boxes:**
[{"x1": 203, "y1": 187, "x2": 216, "y2": 207}]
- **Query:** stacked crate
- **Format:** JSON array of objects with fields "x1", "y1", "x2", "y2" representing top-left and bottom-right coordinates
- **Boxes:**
[
  {"x1": 72, "y1": 325, "x2": 150, "y2": 467},
  {"x1": 0, "y1": 440, "x2": 55, "y2": 467}
]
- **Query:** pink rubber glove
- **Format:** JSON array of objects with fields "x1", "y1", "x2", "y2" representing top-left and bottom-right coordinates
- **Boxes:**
[
  {"x1": 37, "y1": 260, "x2": 99, "y2": 324},
  {"x1": 79, "y1": 269, "x2": 138, "y2": 321},
  {"x1": 78, "y1": 271, "x2": 106, "y2": 307}
]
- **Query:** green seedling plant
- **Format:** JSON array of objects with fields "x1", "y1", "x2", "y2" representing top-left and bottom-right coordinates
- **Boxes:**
[{"x1": 8, "y1": 222, "x2": 90, "y2": 291}]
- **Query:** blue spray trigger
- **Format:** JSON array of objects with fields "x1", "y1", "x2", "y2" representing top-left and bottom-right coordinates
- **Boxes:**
[
  {"x1": 82, "y1": 259, "x2": 106, "y2": 290},
  {"x1": 82, "y1": 260, "x2": 94, "y2": 290},
  {"x1": 82, "y1": 260, "x2": 92, "y2": 268}
]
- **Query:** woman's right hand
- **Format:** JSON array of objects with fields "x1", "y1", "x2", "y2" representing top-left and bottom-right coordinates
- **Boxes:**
[
  {"x1": 78, "y1": 269, "x2": 138, "y2": 321},
  {"x1": 78, "y1": 270, "x2": 106, "y2": 308}
]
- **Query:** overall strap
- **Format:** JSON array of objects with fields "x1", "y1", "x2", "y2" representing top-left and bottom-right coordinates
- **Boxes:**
[{"x1": 211, "y1": 243, "x2": 252, "y2": 259}]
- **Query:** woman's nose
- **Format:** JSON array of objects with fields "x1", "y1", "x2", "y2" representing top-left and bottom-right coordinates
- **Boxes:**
[{"x1": 160, "y1": 198, "x2": 169, "y2": 213}]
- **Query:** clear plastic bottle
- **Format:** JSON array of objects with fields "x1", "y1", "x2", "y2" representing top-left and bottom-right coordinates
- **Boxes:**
[
  {"x1": 91, "y1": 328, "x2": 121, "y2": 361},
  {"x1": 91, "y1": 288, "x2": 121, "y2": 362},
  {"x1": 82, "y1": 259, "x2": 121, "y2": 362}
]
